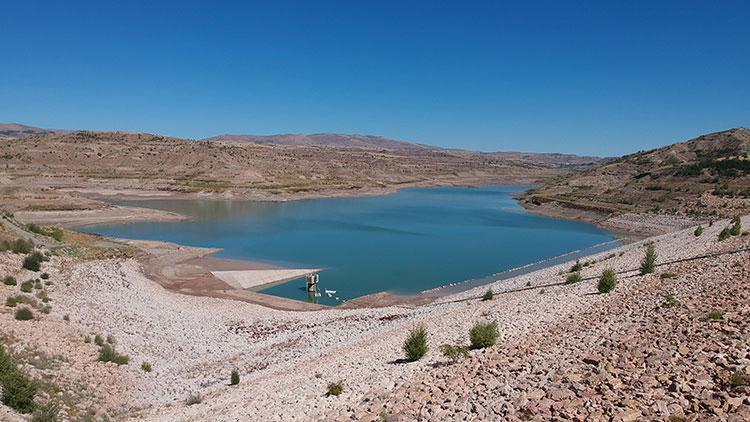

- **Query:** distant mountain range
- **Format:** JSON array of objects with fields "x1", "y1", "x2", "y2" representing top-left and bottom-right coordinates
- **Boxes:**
[{"x1": 1, "y1": 123, "x2": 605, "y2": 169}]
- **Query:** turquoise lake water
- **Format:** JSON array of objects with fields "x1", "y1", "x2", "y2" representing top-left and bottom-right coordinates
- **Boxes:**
[{"x1": 80, "y1": 186, "x2": 616, "y2": 305}]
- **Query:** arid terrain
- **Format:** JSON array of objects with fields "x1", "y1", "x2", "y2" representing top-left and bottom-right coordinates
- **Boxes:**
[
  {"x1": 521, "y1": 128, "x2": 750, "y2": 235},
  {"x1": 1, "y1": 125, "x2": 750, "y2": 421}
]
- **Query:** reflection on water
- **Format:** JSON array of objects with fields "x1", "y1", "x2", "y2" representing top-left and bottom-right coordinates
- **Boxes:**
[{"x1": 84, "y1": 186, "x2": 617, "y2": 305}]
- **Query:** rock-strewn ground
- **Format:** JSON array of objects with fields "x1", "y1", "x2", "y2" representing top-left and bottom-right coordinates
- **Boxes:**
[
  {"x1": 0, "y1": 215, "x2": 748, "y2": 421},
  {"x1": 351, "y1": 222, "x2": 750, "y2": 421}
]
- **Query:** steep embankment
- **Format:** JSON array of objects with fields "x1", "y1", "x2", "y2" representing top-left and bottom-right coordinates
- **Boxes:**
[
  {"x1": 522, "y1": 128, "x2": 750, "y2": 235},
  {"x1": 2, "y1": 209, "x2": 747, "y2": 421}
]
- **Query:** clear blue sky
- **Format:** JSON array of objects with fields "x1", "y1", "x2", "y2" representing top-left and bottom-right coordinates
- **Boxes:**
[{"x1": 1, "y1": 1, "x2": 748, "y2": 156}]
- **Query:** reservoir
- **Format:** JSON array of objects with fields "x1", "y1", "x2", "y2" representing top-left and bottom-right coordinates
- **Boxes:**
[{"x1": 80, "y1": 185, "x2": 616, "y2": 305}]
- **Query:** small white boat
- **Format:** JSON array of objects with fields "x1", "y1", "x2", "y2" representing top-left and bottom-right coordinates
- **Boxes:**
[{"x1": 324, "y1": 289, "x2": 337, "y2": 296}]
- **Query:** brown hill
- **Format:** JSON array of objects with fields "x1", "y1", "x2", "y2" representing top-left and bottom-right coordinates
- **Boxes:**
[
  {"x1": 523, "y1": 128, "x2": 750, "y2": 218},
  {"x1": 0, "y1": 129, "x2": 574, "y2": 212},
  {"x1": 203, "y1": 133, "x2": 433, "y2": 152},
  {"x1": 205, "y1": 133, "x2": 605, "y2": 169}
]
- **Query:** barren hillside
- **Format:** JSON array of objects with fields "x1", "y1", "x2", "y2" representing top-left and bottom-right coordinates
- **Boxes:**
[
  {"x1": 0, "y1": 129, "x2": 576, "y2": 212},
  {"x1": 522, "y1": 128, "x2": 750, "y2": 219}
]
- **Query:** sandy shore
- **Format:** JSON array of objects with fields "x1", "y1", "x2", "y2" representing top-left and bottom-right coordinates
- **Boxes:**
[
  {"x1": 14, "y1": 205, "x2": 188, "y2": 228},
  {"x1": 2, "y1": 207, "x2": 746, "y2": 419}
]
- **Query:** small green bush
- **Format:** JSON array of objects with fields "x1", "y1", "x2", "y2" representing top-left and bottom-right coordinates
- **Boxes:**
[
  {"x1": 98, "y1": 344, "x2": 129, "y2": 365},
  {"x1": 571, "y1": 260, "x2": 582, "y2": 272},
  {"x1": 663, "y1": 293, "x2": 679, "y2": 308},
  {"x1": 469, "y1": 321, "x2": 499, "y2": 349},
  {"x1": 1, "y1": 370, "x2": 38, "y2": 414},
  {"x1": 482, "y1": 289, "x2": 494, "y2": 301},
  {"x1": 403, "y1": 325, "x2": 428, "y2": 362},
  {"x1": 15, "y1": 307, "x2": 34, "y2": 321},
  {"x1": 40, "y1": 273, "x2": 49, "y2": 280},
  {"x1": 640, "y1": 244, "x2": 657, "y2": 275},
  {"x1": 26, "y1": 224, "x2": 43, "y2": 234},
  {"x1": 94, "y1": 335, "x2": 104, "y2": 346},
  {"x1": 30, "y1": 402, "x2": 60, "y2": 422},
  {"x1": 327, "y1": 381, "x2": 343, "y2": 397},
  {"x1": 597, "y1": 269, "x2": 617, "y2": 293},
  {"x1": 6, "y1": 297, "x2": 17, "y2": 307},
  {"x1": 729, "y1": 218, "x2": 741, "y2": 236},
  {"x1": 22, "y1": 252, "x2": 47, "y2": 272},
  {"x1": 3, "y1": 275, "x2": 17, "y2": 286},
  {"x1": 230, "y1": 369, "x2": 240, "y2": 385},
  {"x1": 708, "y1": 309, "x2": 724, "y2": 320},
  {"x1": 660, "y1": 272, "x2": 678, "y2": 279},
  {"x1": 185, "y1": 393, "x2": 202, "y2": 405},
  {"x1": 693, "y1": 226, "x2": 703, "y2": 236},
  {"x1": 1, "y1": 239, "x2": 34, "y2": 254},
  {"x1": 718, "y1": 227, "x2": 731, "y2": 241},
  {"x1": 566, "y1": 272, "x2": 582, "y2": 284},
  {"x1": 440, "y1": 344, "x2": 470, "y2": 364},
  {"x1": 141, "y1": 362, "x2": 152, "y2": 372},
  {"x1": 20, "y1": 280, "x2": 34, "y2": 293}
]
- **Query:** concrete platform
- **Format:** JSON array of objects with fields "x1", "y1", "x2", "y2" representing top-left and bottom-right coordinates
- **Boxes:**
[{"x1": 211, "y1": 268, "x2": 321, "y2": 290}]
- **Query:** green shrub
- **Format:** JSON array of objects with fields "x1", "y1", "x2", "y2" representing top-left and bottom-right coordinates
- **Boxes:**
[
  {"x1": 718, "y1": 227, "x2": 731, "y2": 241},
  {"x1": 660, "y1": 272, "x2": 678, "y2": 279},
  {"x1": 34, "y1": 280, "x2": 42, "y2": 290},
  {"x1": 1, "y1": 239, "x2": 34, "y2": 254},
  {"x1": 20, "y1": 280, "x2": 34, "y2": 293},
  {"x1": 94, "y1": 335, "x2": 104, "y2": 346},
  {"x1": 0, "y1": 344, "x2": 38, "y2": 414},
  {"x1": 98, "y1": 344, "x2": 129, "y2": 365},
  {"x1": 571, "y1": 260, "x2": 582, "y2": 272},
  {"x1": 40, "y1": 273, "x2": 49, "y2": 280},
  {"x1": 39, "y1": 306, "x2": 51, "y2": 315},
  {"x1": 708, "y1": 309, "x2": 724, "y2": 320},
  {"x1": 26, "y1": 224, "x2": 43, "y2": 234},
  {"x1": 327, "y1": 381, "x2": 343, "y2": 397},
  {"x1": 403, "y1": 325, "x2": 428, "y2": 362},
  {"x1": 1, "y1": 370, "x2": 38, "y2": 413},
  {"x1": 141, "y1": 362, "x2": 152, "y2": 372},
  {"x1": 482, "y1": 289, "x2": 494, "y2": 301},
  {"x1": 729, "y1": 218, "x2": 741, "y2": 236},
  {"x1": 597, "y1": 269, "x2": 617, "y2": 293},
  {"x1": 230, "y1": 369, "x2": 240, "y2": 385},
  {"x1": 566, "y1": 272, "x2": 582, "y2": 284},
  {"x1": 185, "y1": 393, "x2": 202, "y2": 405},
  {"x1": 694, "y1": 226, "x2": 703, "y2": 236},
  {"x1": 6, "y1": 297, "x2": 17, "y2": 307},
  {"x1": 30, "y1": 402, "x2": 60, "y2": 422},
  {"x1": 3, "y1": 275, "x2": 17, "y2": 286},
  {"x1": 22, "y1": 252, "x2": 47, "y2": 272},
  {"x1": 440, "y1": 344, "x2": 470, "y2": 364},
  {"x1": 640, "y1": 244, "x2": 657, "y2": 275},
  {"x1": 663, "y1": 293, "x2": 679, "y2": 308},
  {"x1": 469, "y1": 321, "x2": 499, "y2": 349},
  {"x1": 15, "y1": 307, "x2": 34, "y2": 321}
]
